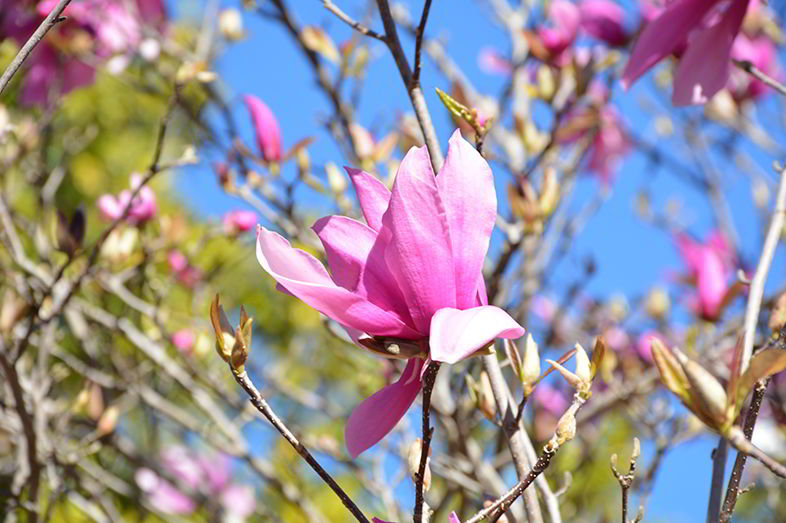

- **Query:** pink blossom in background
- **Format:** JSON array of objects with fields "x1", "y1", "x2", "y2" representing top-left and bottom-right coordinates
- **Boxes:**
[
  {"x1": 534, "y1": 382, "x2": 569, "y2": 416},
  {"x1": 478, "y1": 47, "x2": 513, "y2": 76},
  {"x1": 579, "y1": 0, "x2": 628, "y2": 46},
  {"x1": 675, "y1": 231, "x2": 734, "y2": 319},
  {"x1": 256, "y1": 130, "x2": 526, "y2": 457},
  {"x1": 168, "y1": 250, "x2": 202, "y2": 288},
  {"x1": 136, "y1": 447, "x2": 255, "y2": 518},
  {"x1": 244, "y1": 94, "x2": 282, "y2": 162},
  {"x1": 223, "y1": 210, "x2": 258, "y2": 234},
  {"x1": 635, "y1": 330, "x2": 667, "y2": 362},
  {"x1": 728, "y1": 34, "x2": 779, "y2": 101},
  {"x1": 171, "y1": 329, "x2": 195, "y2": 355},
  {"x1": 97, "y1": 174, "x2": 157, "y2": 225},
  {"x1": 1, "y1": 0, "x2": 167, "y2": 105},
  {"x1": 603, "y1": 325, "x2": 630, "y2": 351},
  {"x1": 586, "y1": 105, "x2": 630, "y2": 184},
  {"x1": 537, "y1": 0, "x2": 580, "y2": 60},
  {"x1": 622, "y1": 0, "x2": 751, "y2": 105},
  {"x1": 531, "y1": 294, "x2": 558, "y2": 322}
]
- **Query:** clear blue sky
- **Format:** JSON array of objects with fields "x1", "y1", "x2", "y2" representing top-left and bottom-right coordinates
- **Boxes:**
[{"x1": 173, "y1": 1, "x2": 786, "y2": 521}]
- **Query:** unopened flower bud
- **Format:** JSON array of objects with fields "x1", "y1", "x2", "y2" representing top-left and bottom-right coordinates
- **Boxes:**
[
  {"x1": 301, "y1": 26, "x2": 340, "y2": 63},
  {"x1": 538, "y1": 167, "x2": 559, "y2": 216},
  {"x1": 210, "y1": 294, "x2": 236, "y2": 364},
  {"x1": 470, "y1": 371, "x2": 497, "y2": 421},
  {"x1": 546, "y1": 359, "x2": 583, "y2": 391},
  {"x1": 646, "y1": 286, "x2": 671, "y2": 320},
  {"x1": 219, "y1": 8, "x2": 244, "y2": 40},
  {"x1": 97, "y1": 406, "x2": 119, "y2": 436},
  {"x1": 325, "y1": 162, "x2": 347, "y2": 194},
  {"x1": 407, "y1": 439, "x2": 431, "y2": 492},
  {"x1": 574, "y1": 343, "x2": 591, "y2": 386},
  {"x1": 673, "y1": 348, "x2": 728, "y2": 425},
  {"x1": 521, "y1": 334, "x2": 541, "y2": 387},
  {"x1": 552, "y1": 410, "x2": 576, "y2": 448},
  {"x1": 504, "y1": 339, "x2": 523, "y2": 383}
]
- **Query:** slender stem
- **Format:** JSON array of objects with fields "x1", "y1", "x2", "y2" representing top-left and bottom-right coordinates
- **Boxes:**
[
  {"x1": 727, "y1": 425, "x2": 786, "y2": 478},
  {"x1": 707, "y1": 437, "x2": 728, "y2": 523},
  {"x1": 719, "y1": 381, "x2": 767, "y2": 523},
  {"x1": 322, "y1": 0, "x2": 385, "y2": 40},
  {"x1": 733, "y1": 59, "x2": 786, "y2": 98},
  {"x1": 0, "y1": 0, "x2": 72, "y2": 96},
  {"x1": 610, "y1": 438, "x2": 639, "y2": 523},
  {"x1": 411, "y1": 0, "x2": 433, "y2": 88},
  {"x1": 741, "y1": 168, "x2": 786, "y2": 373},
  {"x1": 230, "y1": 367, "x2": 371, "y2": 523},
  {"x1": 375, "y1": 0, "x2": 444, "y2": 173},
  {"x1": 414, "y1": 362, "x2": 440, "y2": 523}
]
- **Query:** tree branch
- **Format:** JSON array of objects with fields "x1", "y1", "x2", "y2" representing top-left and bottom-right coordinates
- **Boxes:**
[{"x1": 414, "y1": 361, "x2": 441, "y2": 523}]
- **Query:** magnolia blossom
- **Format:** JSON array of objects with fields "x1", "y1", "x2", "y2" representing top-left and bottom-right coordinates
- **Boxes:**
[
  {"x1": 728, "y1": 34, "x2": 779, "y2": 101},
  {"x1": 622, "y1": 0, "x2": 751, "y2": 105},
  {"x1": 537, "y1": 0, "x2": 580, "y2": 60},
  {"x1": 223, "y1": 210, "x2": 257, "y2": 234},
  {"x1": 675, "y1": 231, "x2": 735, "y2": 319},
  {"x1": 244, "y1": 95, "x2": 282, "y2": 162},
  {"x1": 1, "y1": 0, "x2": 166, "y2": 105},
  {"x1": 135, "y1": 447, "x2": 255, "y2": 519},
  {"x1": 635, "y1": 330, "x2": 667, "y2": 362},
  {"x1": 168, "y1": 250, "x2": 202, "y2": 288},
  {"x1": 579, "y1": 0, "x2": 628, "y2": 46},
  {"x1": 256, "y1": 130, "x2": 526, "y2": 457},
  {"x1": 171, "y1": 329, "x2": 195, "y2": 355},
  {"x1": 534, "y1": 382, "x2": 570, "y2": 416},
  {"x1": 97, "y1": 174, "x2": 157, "y2": 225}
]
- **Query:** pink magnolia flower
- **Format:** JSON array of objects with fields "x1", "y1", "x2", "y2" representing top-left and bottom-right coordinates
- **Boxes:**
[
  {"x1": 534, "y1": 382, "x2": 569, "y2": 416},
  {"x1": 97, "y1": 174, "x2": 157, "y2": 225},
  {"x1": 537, "y1": 0, "x2": 580, "y2": 60},
  {"x1": 622, "y1": 0, "x2": 751, "y2": 105},
  {"x1": 728, "y1": 34, "x2": 779, "y2": 101},
  {"x1": 579, "y1": 0, "x2": 628, "y2": 46},
  {"x1": 244, "y1": 95, "x2": 282, "y2": 162},
  {"x1": 171, "y1": 329, "x2": 195, "y2": 355},
  {"x1": 223, "y1": 210, "x2": 258, "y2": 234},
  {"x1": 635, "y1": 330, "x2": 667, "y2": 362},
  {"x1": 136, "y1": 447, "x2": 255, "y2": 518},
  {"x1": 478, "y1": 47, "x2": 513, "y2": 76},
  {"x1": 675, "y1": 231, "x2": 733, "y2": 319},
  {"x1": 168, "y1": 250, "x2": 202, "y2": 288},
  {"x1": 256, "y1": 130, "x2": 526, "y2": 457},
  {"x1": 586, "y1": 105, "x2": 630, "y2": 184}
]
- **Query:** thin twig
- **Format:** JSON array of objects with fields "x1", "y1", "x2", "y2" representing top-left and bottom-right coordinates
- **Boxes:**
[
  {"x1": 414, "y1": 362, "x2": 441, "y2": 523},
  {"x1": 707, "y1": 437, "x2": 729, "y2": 523},
  {"x1": 322, "y1": 0, "x2": 385, "y2": 40},
  {"x1": 726, "y1": 425, "x2": 786, "y2": 478},
  {"x1": 610, "y1": 438, "x2": 640, "y2": 523},
  {"x1": 719, "y1": 381, "x2": 767, "y2": 523},
  {"x1": 230, "y1": 366, "x2": 371, "y2": 523},
  {"x1": 411, "y1": 0, "x2": 433, "y2": 88},
  {"x1": 0, "y1": 0, "x2": 72, "y2": 96},
  {"x1": 733, "y1": 59, "x2": 786, "y2": 98},
  {"x1": 741, "y1": 167, "x2": 786, "y2": 372},
  {"x1": 375, "y1": 0, "x2": 444, "y2": 173}
]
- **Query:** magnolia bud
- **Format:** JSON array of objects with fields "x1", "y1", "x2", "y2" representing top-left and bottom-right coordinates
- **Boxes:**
[
  {"x1": 301, "y1": 26, "x2": 340, "y2": 63},
  {"x1": 521, "y1": 334, "x2": 541, "y2": 387},
  {"x1": 574, "y1": 343, "x2": 591, "y2": 386},
  {"x1": 407, "y1": 439, "x2": 431, "y2": 492},
  {"x1": 646, "y1": 286, "x2": 671, "y2": 320},
  {"x1": 673, "y1": 348, "x2": 728, "y2": 425},
  {"x1": 538, "y1": 167, "x2": 559, "y2": 216},
  {"x1": 546, "y1": 359, "x2": 583, "y2": 391},
  {"x1": 218, "y1": 8, "x2": 244, "y2": 41},
  {"x1": 553, "y1": 410, "x2": 576, "y2": 448},
  {"x1": 474, "y1": 371, "x2": 497, "y2": 421},
  {"x1": 325, "y1": 162, "x2": 347, "y2": 194},
  {"x1": 97, "y1": 406, "x2": 119, "y2": 436},
  {"x1": 504, "y1": 339, "x2": 523, "y2": 382}
]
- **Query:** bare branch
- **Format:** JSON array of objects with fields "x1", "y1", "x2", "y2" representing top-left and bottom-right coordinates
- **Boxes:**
[{"x1": 322, "y1": 0, "x2": 385, "y2": 41}]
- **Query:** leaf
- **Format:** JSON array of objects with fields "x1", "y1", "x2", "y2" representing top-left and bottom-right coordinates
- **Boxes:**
[
  {"x1": 735, "y1": 347, "x2": 786, "y2": 413},
  {"x1": 590, "y1": 336, "x2": 606, "y2": 380},
  {"x1": 301, "y1": 26, "x2": 340, "y2": 64}
]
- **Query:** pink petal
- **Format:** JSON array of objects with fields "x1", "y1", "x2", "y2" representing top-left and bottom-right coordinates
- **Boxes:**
[
  {"x1": 313, "y1": 215, "x2": 412, "y2": 322},
  {"x1": 171, "y1": 329, "x2": 195, "y2": 354},
  {"x1": 429, "y1": 306, "x2": 525, "y2": 364},
  {"x1": 696, "y1": 248, "x2": 728, "y2": 318},
  {"x1": 478, "y1": 47, "x2": 513, "y2": 76},
  {"x1": 256, "y1": 227, "x2": 419, "y2": 338},
  {"x1": 533, "y1": 383, "x2": 569, "y2": 415},
  {"x1": 621, "y1": 0, "x2": 717, "y2": 90},
  {"x1": 538, "y1": 0, "x2": 580, "y2": 56},
  {"x1": 437, "y1": 130, "x2": 496, "y2": 310},
  {"x1": 579, "y1": 0, "x2": 628, "y2": 46},
  {"x1": 345, "y1": 358, "x2": 424, "y2": 458},
  {"x1": 220, "y1": 484, "x2": 256, "y2": 518},
  {"x1": 97, "y1": 194, "x2": 123, "y2": 221},
  {"x1": 381, "y1": 145, "x2": 456, "y2": 332},
  {"x1": 449, "y1": 512, "x2": 463, "y2": 523},
  {"x1": 243, "y1": 94, "x2": 282, "y2": 162},
  {"x1": 635, "y1": 330, "x2": 666, "y2": 362},
  {"x1": 672, "y1": 0, "x2": 749, "y2": 105},
  {"x1": 346, "y1": 167, "x2": 391, "y2": 232},
  {"x1": 223, "y1": 210, "x2": 258, "y2": 233}
]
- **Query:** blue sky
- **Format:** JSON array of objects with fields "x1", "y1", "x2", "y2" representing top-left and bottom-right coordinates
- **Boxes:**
[{"x1": 172, "y1": 1, "x2": 786, "y2": 521}]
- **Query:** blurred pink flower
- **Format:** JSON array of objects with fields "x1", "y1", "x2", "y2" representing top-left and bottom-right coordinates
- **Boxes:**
[
  {"x1": 171, "y1": 329, "x2": 195, "y2": 354},
  {"x1": 622, "y1": 0, "x2": 751, "y2": 105},
  {"x1": 136, "y1": 447, "x2": 254, "y2": 518},
  {"x1": 168, "y1": 250, "x2": 202, "y2": 288},
  {"x1": 728, "y1": 34, "x2": 779, "y2": 101},
  {"x1": 635, "y1": 330, "x2": 667, "y2": 362},
  {"x1": 586, "y1": 106, "x2": 630, "y2": 184},
  {"x1": 223, "y1": 209, "x2": 257, "y2": 234},
  {"x1": 531, "y1": 294, "x2": 558, "y2": 322},
  {"x1": 603, "y1": 325, "x2": 630, "y2": 351},
  {"x1": 256, "y1": 130, "x2": 526, "y2": 457},
  {"x1": 244, "y1": 94, "x2": 282, "y2": 162},
  {"x1": 534, "y1": 383, "x2": 569, "y2": 416},
  {"x1": 478, "y1": 47, "x2": 513, "y2": 76},
  {"x1": 579, "y1": 0, "x2": 628, "y2": 46},
  {"x1": 675, "y1": 231, "x2": 733, "y2": 319},
  {"x1": 537, "y1": 0, "x2": 580, "y2": 60},
  {"x1": 97, "y1": 174, "x2": 157, "y2": 225}
]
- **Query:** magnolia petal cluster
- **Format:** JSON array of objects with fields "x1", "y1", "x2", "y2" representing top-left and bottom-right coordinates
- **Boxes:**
[
  {"x1": 244, "y1": 94, "x2": 282, "y2": 162},
  {"x1": 256, "y1": 130, "x2": 526, "y2": 457},
  {"x1": 675, "y1": 230, "x2": 736, "y2": 319},
  {"x1": 97, "y1": 174, "x2": 157, "y2": 225}
]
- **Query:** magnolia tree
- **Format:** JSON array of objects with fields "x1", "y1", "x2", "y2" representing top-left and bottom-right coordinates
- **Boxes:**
[{"x1": 2, "y1": 0, "x2": 786, "y2": 522}]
